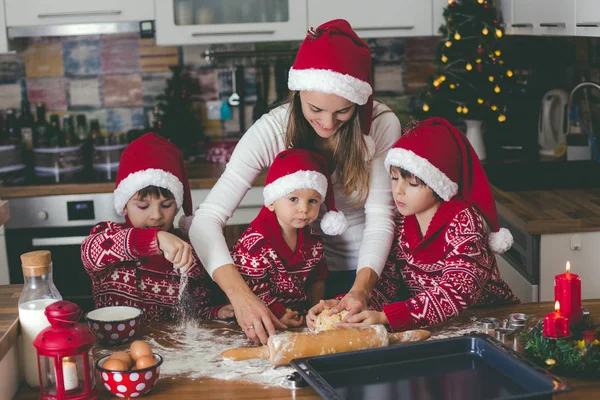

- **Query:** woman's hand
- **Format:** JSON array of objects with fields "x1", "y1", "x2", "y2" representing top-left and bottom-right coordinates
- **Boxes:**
[
  {"x1": 217, "y1": 304, "x2": 235, "y2": 320},
  {"x1": 331, "y1": 289, "x2": 369, "y2": 320},
  {"x1": 280, "y1": 309, "x2": 304, "y2": 328},
  {"x1": 335, "y1": 310, "x2": 388, "y2": 329},
  {"x1": 157, "y1": 231, "x2": 194, "y2": 273},
  {"x1": 306, "y1": 299, "x2": 341, "y2": 330}
]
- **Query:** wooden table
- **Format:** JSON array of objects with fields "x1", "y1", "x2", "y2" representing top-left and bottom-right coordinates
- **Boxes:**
[{"x1": 13, "y1": 300, "x2": 600, "y2": 399}]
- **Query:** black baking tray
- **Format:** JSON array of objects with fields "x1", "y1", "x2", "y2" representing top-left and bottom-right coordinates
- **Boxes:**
[{"x1": 290, "y1": 334, "x2": 570, "y2": 400}]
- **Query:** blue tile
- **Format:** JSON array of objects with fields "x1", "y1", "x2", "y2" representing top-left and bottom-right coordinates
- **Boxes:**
[{"x1": 63, "y1": 38, "x2": 102, "y2": 77}]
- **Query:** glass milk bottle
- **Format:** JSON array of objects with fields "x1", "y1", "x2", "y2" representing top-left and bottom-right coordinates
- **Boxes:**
[{"x1": 18, "y1": 250, "x2": 62, "y2": 387}]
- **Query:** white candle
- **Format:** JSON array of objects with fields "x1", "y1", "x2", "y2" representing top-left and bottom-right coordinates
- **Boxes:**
[{"x1": 62, "y1": 359, "x2": 79, "y2": 391}]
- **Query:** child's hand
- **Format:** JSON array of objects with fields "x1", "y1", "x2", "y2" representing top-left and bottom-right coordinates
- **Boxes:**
[
  {"x1": 335, "y1": 310, "x2": 388, "y2": 329},
  {"x1": 217, "y1": 304, "x2": 235, "y2": 320},
  {"x1": 280, "y1": 309, "x2": 304, "y2": 328},
  {"x1": 306, "y1": 299, "x2": 341, "y2": 330},
  {"x1": 157, "y1": 231, "x2": 194, "y2": 273}
]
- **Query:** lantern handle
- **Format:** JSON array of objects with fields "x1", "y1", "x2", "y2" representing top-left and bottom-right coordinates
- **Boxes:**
[{"x1": 52, "y1": 309, "x2": 83, "y2": 325}]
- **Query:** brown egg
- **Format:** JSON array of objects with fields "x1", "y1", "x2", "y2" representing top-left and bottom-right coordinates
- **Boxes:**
[
  {"x1": 102, "y1": 358, "x2": 129, "y2": 372},
  {"x1": 129, "y1": 340, "x2": 153, "y2": 361},
  {"x1": 135, "y1": 355, "x2": 157, "y2": 370},
  {"x1": 108, "y1": 351, "x2": 133, "y2": 369}
]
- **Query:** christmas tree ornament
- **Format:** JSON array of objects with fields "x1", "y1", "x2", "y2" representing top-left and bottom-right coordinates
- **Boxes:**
[
  {"x1": 441, "y1": 55, "x2": 448, "y2": 63},
  {"x1": 466, "y1": 63, "x2": 473, "y2": 71},
  {"x1": 422, "y1": 104, "x2": 430, "y2": 112},
  {"x1": 489, "y1": 76, "x2": 495, "y2": 82},
  {"x1": 506, "y1": 69, "x2": 514, "y2": 77},
  {"x1": 454, "y1": 32, "x2": 461, "y2": 40},
  {"x1": 494, "y1": 85, "x2": 501, "y2": 93},
  {"x1": 482, "y1": 27, "x2": 489, "y2": 35}
]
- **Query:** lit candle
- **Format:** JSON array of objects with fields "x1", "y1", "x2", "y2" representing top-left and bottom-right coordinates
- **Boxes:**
[
  {"x1": 554, "y1": 261, "x2": 582, "y2": 325},
  {"x1": 61, "y1": 358, "x2": 79, "y2": 391},
  {"x1": 543, "y1": 301, "x2": 570, "y2": 338}
]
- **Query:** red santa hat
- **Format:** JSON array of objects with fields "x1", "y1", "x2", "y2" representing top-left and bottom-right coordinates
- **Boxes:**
[
  {"x1": 384, "y1": 118, "x2": 513, "y2": 254},
  {"x1": 114, "y1": 132, "x2": 194, "y2": 232},
  {"x1": 288, "y1": 19, "x2": 374, "y2": 137},
  {"x1": 263, "y1": 149, "x2": 347, "y2": 236}
]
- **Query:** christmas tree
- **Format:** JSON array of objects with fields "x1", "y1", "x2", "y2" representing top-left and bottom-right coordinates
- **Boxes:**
[
  {"x1": 155, "y1": 65, "x2": 205, "y2": 157},
  {"x1": 414, "y1": 0, "x2": 516, "y2": 123}
]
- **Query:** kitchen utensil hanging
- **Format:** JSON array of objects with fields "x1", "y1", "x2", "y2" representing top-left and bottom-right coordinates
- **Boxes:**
[{"x1": 228, "y1": 66, "x2": 240, "y2": 106}]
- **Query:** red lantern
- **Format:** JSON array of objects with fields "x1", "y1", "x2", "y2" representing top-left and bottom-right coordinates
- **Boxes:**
[{"x1": 33, "y1": 301, "x2": 98, "y2": 400}]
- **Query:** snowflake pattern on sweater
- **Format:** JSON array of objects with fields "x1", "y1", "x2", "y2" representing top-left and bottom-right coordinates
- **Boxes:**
[
  {"x1": 231, "y1": 207, "x2": 328, "y2": 319},
  {"x1": 81, "y1": 221, "x2": 225, "y2": 322},
  {"x1": 370, "y1": 199, "x2": 519, "y2": 331}
]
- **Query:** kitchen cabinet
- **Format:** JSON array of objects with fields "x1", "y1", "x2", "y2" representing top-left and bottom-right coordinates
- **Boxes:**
[
  {"x1": 433, "y1": 0, "x2": 447, "y2": 36},
  {"x1": 5, "y1": 0, "x2": 154, "y2": 27},
  {"x1": 307, "y1": 0, "x2": 433, "y2": 38},
  {"x1": 502, "y1": 0, "x2": 575, "y2": 36},
  {"x1": 496, "y1": 254, "x2": 538, "y2": 303},
  {"x1": 155, "y1": 0, "x2": 307, "y2": 45},
  {"x1": 0, "y1": 0, "x2": 10, "y2": 54},
  {"x1": 576, "y1": 0, "x2": 600, "y2": 37}
]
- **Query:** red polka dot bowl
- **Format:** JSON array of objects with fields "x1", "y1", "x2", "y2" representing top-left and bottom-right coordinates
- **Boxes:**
[
  {"x1": 85, "y1": 306, "x2": 142, "y2": 345},
  {"x1": 96, "y1": 353, "x2": 163, "y2": 398}
]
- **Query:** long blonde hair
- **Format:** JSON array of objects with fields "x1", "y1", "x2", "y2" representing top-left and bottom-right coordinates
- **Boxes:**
[{"x1": 285, "y1": 92, "x2": 370, "y2": 207}]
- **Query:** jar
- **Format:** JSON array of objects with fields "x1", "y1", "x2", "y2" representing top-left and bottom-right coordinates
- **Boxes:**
[{"x1": 18, "y1": 250, "x2": 62, "y2": 387}]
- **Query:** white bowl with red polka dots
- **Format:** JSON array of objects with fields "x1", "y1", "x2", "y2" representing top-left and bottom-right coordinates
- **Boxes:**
[
  {"x1": 96, "y1": 353, "x2": 163, "y2": 398},
  {"x1": 85, "y1": 306, "x2": 142, "y2": 345}
]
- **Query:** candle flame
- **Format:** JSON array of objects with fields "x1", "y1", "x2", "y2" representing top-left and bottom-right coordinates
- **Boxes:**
[
  {"x1": 555, "y1": 301, "x2": 560, "y2": 312},
  {"x1": 566, "y1": 261, "x2": 570, "y2": 272}
]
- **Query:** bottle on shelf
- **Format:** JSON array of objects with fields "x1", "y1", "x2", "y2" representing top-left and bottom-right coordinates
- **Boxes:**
[
  {"x1": 62, "y1": 114, "x2": 77, "y2": 146},
  {"x1": 33, "y1": 103, "x2": 50, "y2": 148},
  {"x1": 48, "y1": 114, "x2": 63, "y2": 147},
  {"x1": 89, "y1": 119, "x2": 101, "y2": 145},
  {"x1": 18, "y1": 100, "x2": 34, "y2": 150},
  {"x1": 0, "y1": 113, "x2": 7, "y2": 146},
  {"x1": 5, "y1": 109, "x2": 21, "y2": 145},
  {"x1": 18, "y1": 250, "x2": 62, "y2": 387}
]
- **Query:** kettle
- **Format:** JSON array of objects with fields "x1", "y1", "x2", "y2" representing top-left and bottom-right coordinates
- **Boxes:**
[{"x1": 538, "y1": 89, "x2": 569, "y2": 156}]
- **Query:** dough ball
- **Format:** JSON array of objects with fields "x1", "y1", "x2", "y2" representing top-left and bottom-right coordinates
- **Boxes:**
[{"x1": 314, "y1": 309, "x2": 349, "y2": 332}]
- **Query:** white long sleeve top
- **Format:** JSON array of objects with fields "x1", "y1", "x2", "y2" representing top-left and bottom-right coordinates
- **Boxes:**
[{"x1": 190, "y1": 101, "x2": 401, "y2": 278}]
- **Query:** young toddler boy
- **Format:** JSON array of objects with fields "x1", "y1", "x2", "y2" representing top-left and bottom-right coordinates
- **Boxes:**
[
  {"x1": 81, "y1": 133, "x2": 233, "y2": 322},
  {"x1": 231, "y1": 149, "x2": 347, "y2": 328}
]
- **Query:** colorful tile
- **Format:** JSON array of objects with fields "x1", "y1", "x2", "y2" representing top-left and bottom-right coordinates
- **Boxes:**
[
  {"x1": 103, "y1": 74, "x2": 142, "y2": 108},
  {"x1": 106, "y1": 107, "x2": 144, "y2": 133},
  {"x1": 0, "y1": 82, "x2": 23, "y2": 109},
  {"x1": 26, "y1": 78, "x2": 68, "y2": 110},
  {"x1": 141, "y1": 72, "x2": 170, "y2": 107},
  {"x1": 24, "y1": 42, "x2": 64, "y2": 78},
  {"x1": 63, "y1": 37, "x2": 101, "y2": 77},
  {"x1": 374, "y1": 64, "x2": 405, "y2": 95},
  {"x1": 138, "y1": 39, "x2": 179, "y2": 72},
  {"x1": 406, "y1": 61, "x2": 436, "y2": 93},
  {"x1": 406, "y1": 37, "x2": 440, "y2": 62},
  {"x1": 101, "y1": 34, "x2": 140, "y2": 75},
  {"x1": 68, "y1": 78, "x2": 102, "y2": 109},
  {"x1": 0, "y1": 54, "x2": 25, "y2": 82},
  {"x1": 370, "y1": 38, "x2": 406, "y2": 64}
]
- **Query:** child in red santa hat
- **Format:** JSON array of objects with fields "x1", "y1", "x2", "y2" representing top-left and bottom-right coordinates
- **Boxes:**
[
  {"x1": 231, "y1": 148, "x2": 347, "y2": 329},
  {"x1": 325, "y1": 118, "x2": 520, "y2": 331},
  {"x1": 81, "y1": 133, "x2": 233, "y2": 322}
]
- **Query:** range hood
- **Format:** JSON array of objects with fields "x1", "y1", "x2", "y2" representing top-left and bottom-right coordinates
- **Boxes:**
[{"x1": 7, "y1": 20, "x2": 153, "y2": 38}]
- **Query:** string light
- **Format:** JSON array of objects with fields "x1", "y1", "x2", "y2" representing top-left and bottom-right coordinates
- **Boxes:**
[
  {"x1": 494, "y1": 85, "x2": 501, "y2": 93},
  {"x1": 454, "y1": 32, "x2": 461, "y2": 40},
  {"x1": 445, "y1": 41, "x2": 453, "y2": 48},
  {"x1": 476, "y1": 58, "x2": 482, "y2": 63},
  {"x1": 434, "y1": 79, "x2": 441, "y2": 87},
  {"x1": 440, "y1": 75, "x2": 447, "y2": 82},
  {"x1": 477, "y1": 98, "x2": 484, "y2": 104},
  {"x1": 494, "y1": 50, "x2": 501, "y2": 56},
  {"x1": 488, "y1": 76, "x2": 495, "y2": 82},
  {"x1": 506, "y1": 70, "x2": 513, "y2": 77},
  {"x1": 423, "y1": 104, "x2": 430, "y2": 112},
  {"x1": 491, "y1": 105, "x2": 498, "y2": 111},
  {"x1": 495, "y1": 29, "x2": 503, "y2": 38},
  {"x1": 477, "y1": 0, "x2": 484, "y2": 3},
  {"x1": 466, "y1": 63, "x2": 473, "y2": 71},
  {"x1": 449, "y1": 84, "x2": 456, "y2": 89},
  {"x1": 498, "y1": 114, "x2": 507, "y2": 122},
  {"x1": 482, "y1": 27, "x2": 489, "y2": 35},
  {"x1": 462, "y1": 106, "x2": 469, "y2": 114},
  {"x1": 456, "y1": 106, "x2": 463, "y2": 113},
  {"x1": 441, "y1": 55, "x2": 448, "y2": 63}
]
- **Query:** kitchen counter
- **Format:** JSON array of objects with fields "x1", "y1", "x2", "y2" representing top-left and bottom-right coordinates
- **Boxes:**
[
  {"x1": 0, "y1": 284, "x2": 21, "y2": 362},
  {"x1": 0, "y1": 162, "x2": 268, "y2": 199},
  {"x1": 11, "y1": 298, "x2": 600, "y2": 399}
]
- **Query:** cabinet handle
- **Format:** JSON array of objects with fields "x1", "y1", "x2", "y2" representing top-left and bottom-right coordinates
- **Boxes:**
[
  {"x1": 32, "y1": 236, "x2": 87, "y2": 247},
  {"x1": 511, "y1": 23, "x2": 533, "y2": 28},
  {"x1": 192, "y1": 30, "x2": 275, "y2": 37},
  {"x1": 38, "y1": 10, "x2": 123, "y2": 19},
  {"x1": 539, "y1": 23, "x2": 566, "y2": 28},
  {"x1": 355, "y1": 26, "x2": 414, "y2": 31},
  {"x1": 577, "y1": 23, "x2": 600, "y2": 28}
]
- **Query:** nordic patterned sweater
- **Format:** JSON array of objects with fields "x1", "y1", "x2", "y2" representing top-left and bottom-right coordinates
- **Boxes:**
[
  {"x1": 81, "y1": 221, "x2": 225, "y2": 322},
  {"x1": 231, "y1": 207, "x2": 329, "y2": 319},
  {"x1": 370, "y1": 198, "x2": 520, "y2": 331}
]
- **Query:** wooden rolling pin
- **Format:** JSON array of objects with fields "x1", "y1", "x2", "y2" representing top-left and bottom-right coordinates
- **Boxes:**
[{"x1": 222, "y1": 325, "x2": 431, "y2": 366}]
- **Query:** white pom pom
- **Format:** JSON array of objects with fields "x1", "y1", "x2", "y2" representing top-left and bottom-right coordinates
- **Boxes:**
[
  {"x1": 489, "y1": 227, "x2": 513, "y2": 254},
  {"x1": 320, "y1": 211, "x2": 348, "y2": 236},
  {"x1": 178, "y1": 215, "x2": 194, "y2": 237}
]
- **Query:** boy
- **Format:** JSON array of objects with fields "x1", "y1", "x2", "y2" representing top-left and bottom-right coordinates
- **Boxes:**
[
  {"x1": 81, "y1": 133, "x2": 233, "y2": 322},
  {"x1": 231, "y1": 149, "x2": 347, "y2": 329},
  {"x1": 317, "y1": 118, "x2": 519, "y2": 331}
]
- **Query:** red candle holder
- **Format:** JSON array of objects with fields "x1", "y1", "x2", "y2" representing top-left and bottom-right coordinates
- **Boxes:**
[
  {"x1": 543, "y1": 301, "x2": 570, "y2": 339},
  {"x1": 554, "y1": 261, "x2": 582, "y2": 325}
]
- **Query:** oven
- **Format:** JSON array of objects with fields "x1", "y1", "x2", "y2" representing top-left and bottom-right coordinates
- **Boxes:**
[{"x1": 4, "y1": 193, "x2": 123, "y2": 312}]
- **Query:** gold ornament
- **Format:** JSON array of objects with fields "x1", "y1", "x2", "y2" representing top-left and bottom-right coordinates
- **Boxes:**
[
  {"x1": 476, "y1": 58, "x2": 482, "y2": 63},
  {"x1": 477, "y1": 98, "x2": 484, "y2": 104},
  {"x1": 482, "y1": 27, "x2": 489, "y2": 35},
  {"x1": 454, "y1": 32, "x2": 461, "y2": 40},
  {"x1": 495, "y1": 50, "x2": 501, "y2": 56},
  {"x1": 494, "y1": 85, "x2": 501, "y2": 93},
  {"x1": 466, "y1": 63, "x2": 473, "y2": 71},
  {"x1": 445, "y1": 41, "x2": 452, "y2": 48},
  {"x1": 499, "y1": 60, "x2": 504, "y2": 65},
  {"x1": 456, "y1": 106, "x2": 463, "y2": 113},
  {"x1": 448, "y1": 0, "x2": 454, "y2": 4},
  {"x1": 491, "y1": 105, "x2": 498, "y2": 111},
  {"x1": 507, "y1": 70, "x2": 514, "y2": 77},
  {"x1": 488, "y1": 76, "x2": 495, "y2": 82},
  {"x1": 422, "y1": 104, "x2": 430, "y2": 112},
  {"x1": 462, "y1": 106, "x2": 469, "y2": 114},
  {"x1": 440, "y1": 75, "x2": 447, "y2": 82},
  {"x1": 477, "y1": 0, "x2": 484, "y2": 3},
  {"x1": 498, "y1": 114, "x2": 507, "y2": 122},
  {"x1": 450, "y1": 84, "x2": 456, "y2": 89},
  {"x1": 441, "y1": 55, "x2": 448, "y2": 63},
  {"x1": 496, "y1": 29, "x2": 503, "y2": 38}
]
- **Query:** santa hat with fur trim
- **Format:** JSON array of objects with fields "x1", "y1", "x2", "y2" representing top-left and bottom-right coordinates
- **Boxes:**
[
  {"x1": 114, "y1": 132, "x2": 194, "y2": 233},
  {"x1": 288, "y1": 19, "x2": 374, "y2": 137},
  {"x1": 263, "y1": 149, "x2": 347, "y2": 235},
  {"x1": 384, "y1": 118, "x2": 513, "y2": 254}
]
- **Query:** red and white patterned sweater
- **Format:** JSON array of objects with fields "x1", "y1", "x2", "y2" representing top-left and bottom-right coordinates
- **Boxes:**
[
  {"x1": 81, "y1": 221, "x2": 225, "y2": 322},
  {"x1": 370, "y1": 198, "x2": 519, "y2": 331},
  {"x1": 231, "y1": 207, "x2": 328, "y2": 319}
]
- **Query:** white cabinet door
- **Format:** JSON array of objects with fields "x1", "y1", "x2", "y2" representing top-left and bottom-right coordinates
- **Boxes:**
[
  {"x1": 511, "y1": 0, "x2": 574, "y2": 36},
  {"x1": 576, "y1": 0, "x2": 600, "y2": 37},
  {"x1": 155, "y1": 0, "x2": 307, "y2": 45},
  {"x1": 495, "y1": 254, "x2": 538, "y2": 303},
  {"x1": 433, "y1": 0, "x2": 447, "y2": 36},
  {"x1": 308, "y1": 0, "x2": 433, "y2": 38},
  {"x1": 0, "y1": 0, "x2": 10, "y2": 54},
  {"x1": 539, "y1": 232, "x2": 600, "y2": 301},
  {"x1": 5, "y1": 0, "x2": 154, "y2": 27}
]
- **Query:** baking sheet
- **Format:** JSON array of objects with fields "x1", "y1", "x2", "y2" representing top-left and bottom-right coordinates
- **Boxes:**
[{"x1": 291, "y1": 334, "x2": 570, "y2": 400}]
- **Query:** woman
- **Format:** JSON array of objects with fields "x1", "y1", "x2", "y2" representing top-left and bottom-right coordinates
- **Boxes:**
[{"x1": 189, "y1": 19, "x2": 401, "y2": 344}]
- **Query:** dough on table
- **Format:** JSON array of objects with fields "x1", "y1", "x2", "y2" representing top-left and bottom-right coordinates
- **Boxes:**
[{"x1": 314, "y1": 308, "x2": 349, "y2": 332}]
